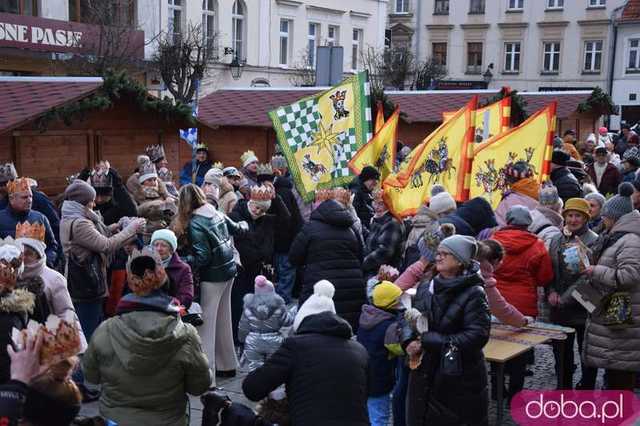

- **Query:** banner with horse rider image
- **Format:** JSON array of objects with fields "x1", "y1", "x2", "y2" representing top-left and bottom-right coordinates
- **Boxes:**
[
  {"x1": 269, "y1": 72, "x2": 372, "y2": 202},
  {"x1": 442, "y1": 90, "x2": 511, "y2": 144},
  {"x1": 470, "y1": 102, "x2": 557, "y2": 209},
  {"x1": 382, "y1": 97, "x2": 477, "y2": 218}
]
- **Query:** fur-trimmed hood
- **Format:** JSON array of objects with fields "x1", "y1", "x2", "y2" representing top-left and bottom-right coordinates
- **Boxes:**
[
  {"x1": 0, "y1": 288, "x2": 35, "y2": 314},
  {"x1": 16, "y1": 275, "x2": 45, "y2": 296},
  {"x1": 126, "y1": 173, "x2": 171, "y2": 205},
  {"x1": 242, "y1": 292, "x2": 286, "y2": 321}
]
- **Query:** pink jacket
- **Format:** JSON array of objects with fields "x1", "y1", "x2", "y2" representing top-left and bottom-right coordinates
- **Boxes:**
[
  {"x1": 395, "y1": 260, "x2": 432, "y2": 291},
  {"x1": 495, "y1": 192, "x2": 539, "y2": 227},
  {"x1": 480, "y1": 260, "x2": 527, "y2": 327}
]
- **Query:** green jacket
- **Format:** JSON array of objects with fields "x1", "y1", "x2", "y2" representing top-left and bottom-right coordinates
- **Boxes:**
[
  {"x1": 82, "y1": 311, "x2": 212, "y2": 426},
  {"x1": 186, "y1": 203, "x2": 245, "y2": 283}
]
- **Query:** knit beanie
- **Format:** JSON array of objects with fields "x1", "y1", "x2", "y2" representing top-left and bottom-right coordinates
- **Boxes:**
[
  {"x1": 150, "y1": 229, "x2": 178, "y2": 253},
  {"x1": 64, "y1": 179, "x2": 96, "y2": 206},
  {"x1": 601, "y1": 183, "x2": 635, "y2": 222},
  {"x1": 372, "y1": 281, "x2": 402, "y2": 310},
  {"x1": 293, "y1": 280, "x2": 336, "y2": 331},
  {"x1": 563, "y1": 198, "x2": 591, "y2": 220},
  {"x1": 417, "y1": 223, "x2": 456, "y2": 262},
  {"x1": 223, "y1": 166, "x2": 241, "y2": 178},
  {"x1": 552, "y1": 149, "x2": 570, "y2": 166},
  {"x1": 359, "y1": 166, "x2": 380, "y2": 182},
  {"x1": 539, "y1": 184, "x2": 560, "y2": 206},
  {"x1": 204, "y1": 168, "x2": 222, "y2": 186},
  {"x1": 439, "y1": 235, "x2": 478, "y2": 267},
  {"x1": 254, "y1": 275, "x2": 275, "y2": 295},
  {"x1": 429, "y1": 191, "x2": 456, "y2": 215},
  {"x1": 505, "y1": 205, "x2": 533, "y2": 227},
  {"x1": 585, "y1": 192, "x2": 606, "y2": 208}
]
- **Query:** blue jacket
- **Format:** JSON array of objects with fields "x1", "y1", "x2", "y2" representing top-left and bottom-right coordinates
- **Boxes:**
[
  {"x1": 356, "y1": 304, "x2": 398, "y2": 397},
  {"x1": 179, "y1": 160, "x2": 212, "y2": 187},
  {"x1": 0, "y1": 190, "x2": 60, "y2": 241},
  {"x1": 0, "y1": 206, "x2": 59, "y2": 267}
]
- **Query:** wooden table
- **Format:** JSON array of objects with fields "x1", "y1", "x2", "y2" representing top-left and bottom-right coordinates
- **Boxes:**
[{"x1": 483, "y1": 322, "x2": 574, "y2": 425}]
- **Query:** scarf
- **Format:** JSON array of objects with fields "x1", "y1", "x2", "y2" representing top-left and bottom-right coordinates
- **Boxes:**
[
  {"x1": 61, "y1": 200, "x2": 109, "y2": 236},
  {"x1": 160, "y1": 255, "x2": 171, "y2": 269},
  {"x1": 511, "y1": 178, "x2": 541, "y2": 201}
]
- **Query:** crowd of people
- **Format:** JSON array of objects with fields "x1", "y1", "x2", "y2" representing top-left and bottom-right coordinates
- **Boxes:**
[{"x1": 0, "y1": 125, "x2": 639, "y2": 426}]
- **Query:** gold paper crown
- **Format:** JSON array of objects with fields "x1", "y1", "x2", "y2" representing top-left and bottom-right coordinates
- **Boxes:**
[
  {"x1": 126, "y1": 247, "x2": 166, "y2": 296},
  {"x1": 256, "y1": 163, "x2": 273, "y2": 176},
  {"x1": 195, "y1": 143, "x2": 208, "y2": 151},
  {"x1": 212, "y1": 161, "x2": 224, "y2": 170},
  {"x1": 90, "y1": 170, "x2": 111, "y2": 188},
  {"x1": 15, "y1": 222, "x2": 45, "y2": 242},
  {"x1": 144, "y1": 144, "x2": 166, "y2": 163},
  {"x1": 157, "y1": 167, "x2": 173, "y2": 182},
  {"x1": 241, "y1": 150, "x2": 258, "y2": 164},
  {"x1": 315, "y1": 189, "x2": 333, "y2": 203},
  {"x1": 333, "y1": 188, "x2": 351, "y2": 205},
  {"x1": 250, "y1": 185, "x2": 272, "y2": 201},
  {"x1": 6, "y1": 177, "x2": 32, "y2": 194},
  {"x1": 0, "y1": 163, "x2": 17, "y2": 183}
]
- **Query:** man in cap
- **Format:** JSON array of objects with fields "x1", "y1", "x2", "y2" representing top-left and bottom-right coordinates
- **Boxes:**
[
  {"x1": 586, "y1": 145, "x2": 621, "y2": 196},
  {"x1": 550, "y1": 150, "x2": 582, "y2": 202},
  {"x1": 179, "y1": 144, "x2": 212, "y2": 187}
]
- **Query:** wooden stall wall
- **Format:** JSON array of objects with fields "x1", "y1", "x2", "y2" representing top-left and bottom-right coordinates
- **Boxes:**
[{"x1": 191, "y1": 126, "x2": 277, "y2": 169}]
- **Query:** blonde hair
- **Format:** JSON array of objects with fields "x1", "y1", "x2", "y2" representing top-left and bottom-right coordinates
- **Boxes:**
[{"x1": 173, "y1": 184, "x2": 207, "y2": 237}]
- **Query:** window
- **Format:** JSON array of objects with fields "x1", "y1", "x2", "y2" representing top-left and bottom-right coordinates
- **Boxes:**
[
  {"x1": 385, "y1": 29, "x2": 392, "y2": 49},
  {"x1": 202, "y1": 0, "x2": 217, "y2": 58},
  {"x1": 0, "y1": 0, "x2": 37, "y2": 16},
  {"x1": 279, "y1": 19, "x2": 291, "y2": 66},
  {"x1": 628, "y1": 39, "x2": 640, "y2": 71},
  {"x1": 467, "y1": 42, "x2": 483, "y2": 73},
  {"x1": 168, "y1": 0, "x2": 182, "y2": 42},
  {"x1": 583, "y1": 40, "x2": 602, "y2": 72},
  {"x1": 547, "y1": 0, "x2": 564, "y2": 8},
  {"x1": 434, "y1": 0, "x2": 449, "y2": 14},
  {"x1": 69, "y1": 0, "x2": 135, "y2": 24},
  {"x1": 588, "y1": 0, "x2": 605, "y2": 7},
  {"x1": 469, "y1": 0, "x2": 485, "y2": 14},
  {"x1": 504, "y1": 42, "x2": 521, "y2": 72},
  {"x1": 508, "y1": 0, "x2": 524, "y2": 10},
  {"x1": 543, "y1": 42, "x2": 561, "y2": 72},
  {"x1": 232, "y1": 0, "x2": 246, "y2": 60},
  {"x1": 433, "y1": 42, "x2": 447, "y2": 66},
  {"x1": 327, "y1": 25, "x2": 339, "y2": 46},
  {"x1": 395, "y1": 0, "x2": 409, "y2": 13},
  {"x1": 308, "y1": 23, "x2": 319, "y2": 67},
  {"x1": 352, "y1": 29, "x2": 363, "y2": 70}
]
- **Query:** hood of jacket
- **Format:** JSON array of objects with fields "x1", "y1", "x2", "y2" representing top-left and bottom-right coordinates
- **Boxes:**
[
  {"x1": 108, "y1": 310, "x2": 188, "y2": 375},
  {"x1": 310, "y1": 199, "x2": 355, "y2": 228},
  {"x1": 219, "y1": 178, "x2": 235, "y2": 197},
  {"x1": 493, "y1": 227, "x2": 541, "y2": 255},
  {"x1": 411, "y1": 205, "x2": 438, "y2": 228},
  {"x1": 455, "y1": 197, "x2": 497, "y2": 234},
  {"x1": 528, "y1": 208, "x2": 559, "y2": 235},
  {"x1": 0, "y1": 288, "x2": 35, "y2": 314},
  {"x1": 534, "y1": 206, "x2": 564, "y2": 228},
  {"x1": 242, "y1": 292, "x2": 285, "y2": 321},
  {"x1": 611, "y1": 210, "x2": 640, "y2": 237},
  {"x1": 296, "y1": 311, "x2": 353, "y2": 339},
  {"x1": 358, "y1": 304, "x2": 395, "y2": 330},
  {"x1": 434, "y1": 261, "x2": 484, "y2": 295}
]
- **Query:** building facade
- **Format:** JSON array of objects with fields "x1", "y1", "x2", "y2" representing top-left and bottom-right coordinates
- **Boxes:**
[{"x1": 388, "y1": 0, "x2": 626, "y2": 92}]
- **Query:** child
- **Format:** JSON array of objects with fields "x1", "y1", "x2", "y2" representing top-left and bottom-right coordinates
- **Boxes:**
[
  {"x1": 238, "y1": 275, "x2": 294, "y2": 371},
  {"x1": 356, "y1": 281, "x2": 404, "y2": 426}
]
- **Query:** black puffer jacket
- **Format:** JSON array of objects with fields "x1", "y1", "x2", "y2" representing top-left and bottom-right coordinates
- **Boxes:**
[
  {"x1": 289, "y1": 200, "x2": 365, "y2": 331},
  {"x1": 349, "y1": 177, "x2": 374, "y2": 231},
  {"x1": 402, "y1": 263, "x2": 491, "y2": 426},
  {"x1": 363, "y1": 212, "x2": 405, "y2": 275},
  {"x1": 550, "y1": 167, "x2": 582, "y2": 202},
  {"x1": 243, "y1": 312, "x2": 369, "y2": 426},
  {"x1": 273, "y1": 175, "x2": 303, "y2": 254},
  {"x1": 439, "y1": 197, "x2": 497, "y2": 237}
]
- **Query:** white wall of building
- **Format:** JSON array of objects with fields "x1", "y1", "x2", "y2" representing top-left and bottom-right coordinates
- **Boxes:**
[{"x1": 611, "y1": 21, "x2": 640, "y2": 130}]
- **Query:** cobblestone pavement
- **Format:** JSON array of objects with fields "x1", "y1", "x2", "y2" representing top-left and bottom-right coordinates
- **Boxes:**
[{"x1": 81, "y1": 341, "x2": 605, "y2": 425}]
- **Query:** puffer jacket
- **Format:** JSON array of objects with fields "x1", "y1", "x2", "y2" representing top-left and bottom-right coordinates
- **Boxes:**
[
  {"x1": 290, "y1": 200, "x2": 365, "y2": 331},
  {"x1": 363, "y1": 212, "x2": 405, "y2": 275},
  {"x1": 185, "y1": 203, "x2": 245, "y2": 283},
  {"x1": 493, "y1": 227, "x2": 554, "y2": 316},
  {"x1": 82, "y1": 292, "x2": 212, "y2": 426},
  {"x1": 349, "y1": 177, "x2": 374, "y2": 230},
  {"x1": 402, "y1": 263, "x2": 491, "y2": 426},
  {"x1": 439, "y1": 197, "x2": 497, "y2": 237},
  {"x1": 495, "y1": 191, "x2": 539, "y2": 227},
  {"x1": 243, "y1": 312, "x2": 369, "y2": 426},
  {"x1": 550, "y1": 167, "x2": 582, "y2": 202},
  {"x1": 165, "y1": 252, "x2": 194, "y2": 309},
  {"x1": 238, "y1": 292, "x2": 294, "y2": 370},
  {"x1": 584, "y1": 211, "x2": 640, "y2": 372}
]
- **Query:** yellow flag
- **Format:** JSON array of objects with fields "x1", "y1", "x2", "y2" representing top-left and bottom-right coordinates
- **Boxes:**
[
  {"x1": 443, "y1": 95, "x2": 511, "y2": 144},
  {"x1": 349, "y1": 107, "x2": 399, "y2": 180},
  {"x1": 383, "y1": 97, "x2": 477, "y2": 218},
  {"x1": 470, "y1": 102, "x2": 557, "y2": 208}
]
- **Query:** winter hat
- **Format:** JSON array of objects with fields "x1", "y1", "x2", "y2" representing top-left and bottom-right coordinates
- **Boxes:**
[
  {"x1": 204, "y1": 168, "x2": 222, "y2": 186},
  {"x1": 595, "y1": 145, "x2": 608, "y2": 155},
  {"x1": 585, "y1": 192, "x2": 606, "y2": 209},
  {"x1": 372, "y1": 281, "x2": 402, "y2": 310},
  {"x1": 254, "y1": 275, "x2": 275, "y2": 295},
  {"x1": 0, "y1": 163, "x2": 17, "y2": 184},
  {"x1": 241, "y1": 150, "x2": 259, "y2": 168},
  {"x1": 150, "y1": 229, "x2": 178, "y2": 253},
  {"x1": 552, "y1": 149, "x2": 570, "y2": 166},
  {"x1": 599, "y1": 126, "x2": 608, "y2": 135},
  {"x1": 417, "y1": 223, "x2": 456, "y2": 262},
  {"x1": 601, "y1": 183, "x2": 635, "y2": 222},
  {"x1": 64, "y1": 179, "x2": 96, "y2": 206},
  {"x1": 293, "y1": 280, "x2": 336, "y2": 331},
  {"x1": 429, "y1": 191, "x2": 456, "y2": 215},
  {"x1": 505, "y1": 205, "x2": 533, "y2": 227},
  {"x1": 563, "y1": 198, "x2": 591, "y2": 221},
  {"x1": 553, "y1": 136, "x2": 564, "y2": 150},
  {"x1": 623, "y1": 147, "x2": 640, "y2": 167},
  {"x1": 539, "y1": 184, "x2": 561, "y2": 207},
  {"x1": 223, "y1": 166, "x2": 241, "y2": 178},
  {"x1": 138, "y1": 160, "x2": 158, "y2": 184},
  {"x1": 505, "y1": 161, "x2": 534, "y2": 180},
  {"x1": 438, "y1": 235, "x2": 478, "y2": 267},
  {"x1": 359, "y1": 166, "x2": 380, "y2": 182}
]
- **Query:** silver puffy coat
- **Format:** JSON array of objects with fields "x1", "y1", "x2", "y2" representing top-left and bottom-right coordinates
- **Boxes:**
[{"x1": 238, "y1": 292, "x2": 294, "y2": 371}]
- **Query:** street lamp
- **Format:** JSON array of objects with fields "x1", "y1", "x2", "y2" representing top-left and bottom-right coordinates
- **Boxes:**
[
  {"x1": 483, "y1": 63, "x2": 494, "y2": 84},
  {"x1": 229, "y1": 55, "x2": 243, "y2": 80}
]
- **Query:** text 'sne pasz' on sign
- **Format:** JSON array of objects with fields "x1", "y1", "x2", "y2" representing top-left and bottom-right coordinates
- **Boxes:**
[{"x1": 0, "y1": 22, "x2": 82, "y2": 48}]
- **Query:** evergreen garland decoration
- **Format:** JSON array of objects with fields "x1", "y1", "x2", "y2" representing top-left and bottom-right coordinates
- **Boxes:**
[
  {"x1": 36, "y1": 70, "x2": 195, "y2": 132},
  {"x1": 577, "y1": 87, "x2": 618, "y2": 116},
  {"x1": 478, "y1": 87, "x2": 529, "y2": 126}
]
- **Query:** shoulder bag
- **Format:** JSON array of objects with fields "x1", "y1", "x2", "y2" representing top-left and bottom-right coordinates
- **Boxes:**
[{"x1": 66, "y1": 219, "x2": 106, "y2": 301}]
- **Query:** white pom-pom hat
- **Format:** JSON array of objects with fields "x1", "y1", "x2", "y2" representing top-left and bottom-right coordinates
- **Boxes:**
[{"x1": 293, "y1": 280, "x2": 336, "y2": 331}]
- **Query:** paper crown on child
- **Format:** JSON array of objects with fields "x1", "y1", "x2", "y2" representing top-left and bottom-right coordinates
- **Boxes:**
[
  {"x1": 0, "y1": 163, "x2": 17, "y2": 183},
  {"x1": 144, "y1": 144, "x2": 166, "y2": 163},
  {"x1": 256, "y1": 163, "x2": 274, "y2": 176},
  {"x1": 126, "y1": 247, "x2": 166, "y2": 296},
  {"x1": 0, "y1": 237, "x2": 23, "y2": 291},
  {"x1": 157, "y1": 167, "x2": 173, "y2": 183},
  {"x1": 241, "y1": 150, "x2": 259, "y2": 167},
  {"x1": 250, "y1": 185, "x2": 273, "y2": 201},
  {"x1": 12, "y1": 312, "x2": 82, "y2": 366},
  {"x1": 270, "y1": 154, "x2": 287, "y2": 170},
  {"x1": 90, "y1": 169, "x2": 112, "y2": 189},
  {"x1": 138, "y1": 160, "x2": 158, "y2": 184},
  {"x1": 15, "y1": 222, "x2": 45, "y2": 242},
  {"x1": 7, "y1": 177, "x2": 32, "y2": 194}
]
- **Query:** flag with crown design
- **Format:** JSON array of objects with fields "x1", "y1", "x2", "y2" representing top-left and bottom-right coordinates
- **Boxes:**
[{"x1": 269, "y1": 72, "x2": 372, "y2": 202}]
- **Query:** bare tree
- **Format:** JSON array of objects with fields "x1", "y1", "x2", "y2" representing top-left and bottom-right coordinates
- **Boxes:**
[
  {"x1": 153, "y1": 24, "x2": 217, "y2": 104},
  {"x1": 412, "y1": 57, "x2": 447, "y2": 90},
  {"x1": 288, "y1": 49, "x2": 316, "y2": 87},
  {"x1": 382, "y1": 47, "x2": 417, "y2": 91}
]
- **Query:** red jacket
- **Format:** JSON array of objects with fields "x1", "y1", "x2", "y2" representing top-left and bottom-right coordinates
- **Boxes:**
[{"x1": 493, "y1": 227, "x2": 553, "y2": 316}]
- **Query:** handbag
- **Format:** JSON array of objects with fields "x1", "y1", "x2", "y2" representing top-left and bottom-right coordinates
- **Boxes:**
[
  {"x1": 440, "y1": 340, "x2": 462, "y2": 376},
  {"x1": 66, "y1": 219, "x2": 106, "y2": 302}
]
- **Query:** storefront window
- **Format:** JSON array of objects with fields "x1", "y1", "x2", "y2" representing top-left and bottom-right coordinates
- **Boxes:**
[
  {"x1": 69, "y1": 0, "x2": 136, "y2": 26},
  {"x1": 0, "y1": 0, "x2": 38, "y2": 16}
]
